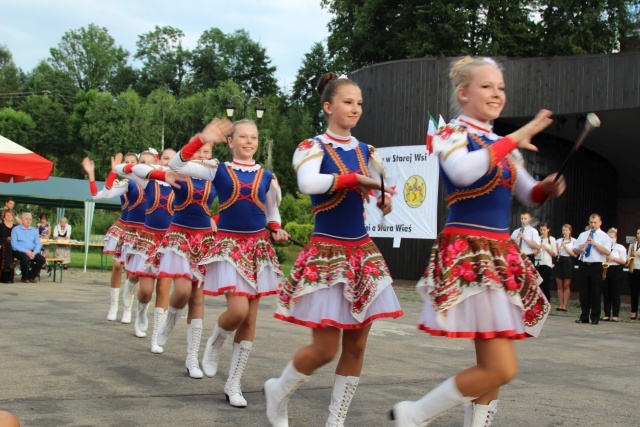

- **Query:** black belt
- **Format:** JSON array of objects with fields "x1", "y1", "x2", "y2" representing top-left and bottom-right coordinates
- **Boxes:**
[{"x1": 584, "y1": 261, "x2": 602, "y2": 265}]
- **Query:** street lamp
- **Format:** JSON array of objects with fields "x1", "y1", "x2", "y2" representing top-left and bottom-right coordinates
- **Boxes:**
[{"x1": 225, "y1": 95, "x2": 266, "y2": 120}]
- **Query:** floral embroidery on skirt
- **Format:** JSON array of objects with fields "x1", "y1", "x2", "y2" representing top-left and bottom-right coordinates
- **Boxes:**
[
  {"x1": 278, "y1": 239, "x2": 392, "y2": 319},
  {"x1": 420, "y1": 233, "x2": 549, "y2": 332},
  {"x1": 158, "y1": 226, "x2": 215, "y2": 283},
  {"x1": 114, "y1": 224, "x2": 140, "y2": 260},
  {"x1": 105, "y1": 219, "x2": 125, "y2": 241},
  {"x1": 128, "y1": 229, "x2": 165, "y2": 273},
  {"x1": 204, "y1": 233, "x2": 283, "y2": 288}
]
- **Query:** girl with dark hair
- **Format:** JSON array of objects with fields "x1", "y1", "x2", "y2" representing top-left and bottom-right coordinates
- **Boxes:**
[{"x1": 264, "y1": 73, "x2": 402, "y2": 427}]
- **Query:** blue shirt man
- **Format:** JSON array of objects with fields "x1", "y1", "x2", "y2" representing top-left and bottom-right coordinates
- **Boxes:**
[{"x1": 11, "y1": 213, "x2": 46, "y2": 282}]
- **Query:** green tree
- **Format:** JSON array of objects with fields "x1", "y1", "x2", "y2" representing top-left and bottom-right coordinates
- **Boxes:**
[
  {"x1": 145, "y1": 87, "x2": 177, "y2": 152},
  {"x1": 135, "y1": 26, "x2": 190, "y2": 97},
  {"x1": 0, "y1": 108, "x2": 36, "y2": 148},
  {"x1": 17, "y1": 95, "x2": 70, "y2": 175},
  {"x1": 0, "y1": 45, "x2": 22, "y2": 107},
  {"x1": 78, "y1": 89, "x2": 154, "y2": 178},
  {"x1": 189, "y1": 28, "x2": 228, "y2": 93},
  {"x1": 49, "y1": 23, "x2": 129, "y2": 91},
  {"x1": 321, "y1": 0, "x2": 637, "y2": 68},
  {"x1": 190, "y1": 29, "x2": 278, "y2": 96},
  {"x1": 291, "y1": 42, "x2": 328, "y2": 134},
  {"x1": 537, "y1": 0, "x2": 636, "y2": 55},
  {"x1": 23, "y1": 61, "x2": 78, "y2": 112}
]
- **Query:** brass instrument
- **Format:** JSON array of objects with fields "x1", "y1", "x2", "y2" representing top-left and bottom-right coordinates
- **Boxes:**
[
  {"x1": 629, "y1": 239, "x2": 637, "y2": 273},
  {"x1": 602, "y1": 261, "x2": 609, "y2": 280}
]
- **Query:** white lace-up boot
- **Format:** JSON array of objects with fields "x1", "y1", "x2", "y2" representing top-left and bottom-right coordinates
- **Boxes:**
[
  {"x1": 326, "y1": 375, "x2": 359, "y2": 426},
  {"x1": 391, "y1": 377, "x2": 474, "y2": 426},
  {"x1": 185, "y1": 319, "x2": 204, "y2": 379},
  {"x1": 134, "y1": 301, "x2": 149, "y2": 338},
  {"x1": 158, "y1": 305, "x2": 182, "y2": 346},
  {"x1": 224, "y1": 340, "x2": 253, "y2": 407},
  {"x1": 463, "y1": 400, "x2": 498, "y2": 427},
  {"x1": 264, "y1": 361, "x2": 310, "y2": 427},
  {"x1": 107, "y1": 288, "x2": 120, "y2": 321},
  {"x1": 150, "y1": 307, "x2": 166, "y2": 354},
  {"x1": 121, "y1": 279, "x2": 136, "y2": 324},
  {"x1": 201, "y1": 324, "x2": 231, "y2": 377}
]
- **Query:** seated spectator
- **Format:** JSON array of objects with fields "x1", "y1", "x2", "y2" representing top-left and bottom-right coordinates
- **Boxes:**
[
  {"x1": 0, "y1": 210, "x2": 15, "y2": 283},
  {"x1": 11, "y1": 213, "x2": 46, "y2": 283},
  {"x1": 53, "y1": 217, "x2": 72, "y2": 267}
]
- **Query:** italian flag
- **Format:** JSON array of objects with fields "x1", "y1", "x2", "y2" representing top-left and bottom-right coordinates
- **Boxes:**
[{"x1": 426, "y1": 113, "x2": 446, "y2": 154}]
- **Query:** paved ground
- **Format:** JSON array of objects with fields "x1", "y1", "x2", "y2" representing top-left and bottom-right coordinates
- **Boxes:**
[{"x1": 1, "y1": 269, "x2": 639, "y2": 427}]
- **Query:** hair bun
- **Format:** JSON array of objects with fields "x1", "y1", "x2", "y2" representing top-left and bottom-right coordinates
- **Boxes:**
[
  {"x1": 449, "y1": 56, "x2": 475, "y2": 83},
  {"x1": 317, "y1": 72, "x2": 339, "y2": 96}
]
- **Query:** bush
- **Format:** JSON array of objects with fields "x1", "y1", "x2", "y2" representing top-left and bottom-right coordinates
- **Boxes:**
[
  {"x1": 284, "y1": 222, "x2": 314, "y2": 245},
  {"x1": 280, "y1": 192, "x2": 313, "y2": 227}
]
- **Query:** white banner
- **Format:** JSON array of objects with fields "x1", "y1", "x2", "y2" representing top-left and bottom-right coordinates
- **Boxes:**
[{"x1": 364, "y1": 145, "x2": 439, "y2": 239}]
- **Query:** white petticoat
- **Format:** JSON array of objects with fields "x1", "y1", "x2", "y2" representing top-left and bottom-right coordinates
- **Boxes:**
[
  {"x1": 417, "y1": 287, "x2": 537, "y2": 339},
  {"x1": 274, "y1": 283, "x2": 403, "y2": 329},
  {"x1": 127, "y1": 253, "x2": 158, "y2": 278},
  {"x1": 103, "y1": 236, "x2": 118, "y2": 255},
  {"x1": 203, "y1": 261, "x2": 280, "y2": 298},
  {"x1": 157, "y1": 250, "x2": 201, "y2": 284}
]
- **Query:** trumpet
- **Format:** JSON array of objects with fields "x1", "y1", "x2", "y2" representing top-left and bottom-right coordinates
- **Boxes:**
[{"x1": 602, "y1": 261, "x2": 610, "y2": 280}]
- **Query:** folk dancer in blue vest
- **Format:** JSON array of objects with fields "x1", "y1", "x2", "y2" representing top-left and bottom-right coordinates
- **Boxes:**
[
  {"x1": 115, "y1": 149, "x2": 177, "y2": 353},
  {"x1": 170, "y1": 118, "x2": 289, "y2": 407},
  {"x1": 83, "y1": 153, "x2": 140, "y2": 323},
  {"x1": 265, "y1": 73, "x2": 403, "y2": 427},
  {"x1": 154, "y1": 139, "x2": 222, "y2": 378},
  {"x1": 391, "y1": 56, "x2": 565, "y2": 427}
]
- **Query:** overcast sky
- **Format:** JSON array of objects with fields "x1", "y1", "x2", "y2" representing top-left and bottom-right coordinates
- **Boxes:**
[{"x1": 0, "y1": 0, "x2": 332, "y2": 92}]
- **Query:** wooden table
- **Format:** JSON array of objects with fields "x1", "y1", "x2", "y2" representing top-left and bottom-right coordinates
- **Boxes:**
[{"x1": 40, "y1": 240, "x2": 107, "y2": 270}]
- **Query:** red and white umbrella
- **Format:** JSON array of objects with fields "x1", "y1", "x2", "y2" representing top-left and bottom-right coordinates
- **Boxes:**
[{"x1": 0, "y1": 134, "x2": 54, "y2": 183}]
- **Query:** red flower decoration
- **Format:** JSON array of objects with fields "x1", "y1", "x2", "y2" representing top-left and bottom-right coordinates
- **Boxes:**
[
  {"x1": 505, "y1": 277, "x2": 518, "y2": 291},
  {"x1": 524, "y1": 310, "x2": 536, "y2": 322},
  {"x1": 453, "y1": 239, "x2": 469, "y2": 253},
  {"x1": 462, "y1": 270, "x2": 477, "y2": 282}
]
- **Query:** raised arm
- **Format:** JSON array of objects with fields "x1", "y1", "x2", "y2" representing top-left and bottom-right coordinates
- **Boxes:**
[
  {"x1": 114, "y1": 164, "x2": 148, "y2": 188},
  {"x1": 169, "y1": 136, "x2": 220, "y2": 181}
]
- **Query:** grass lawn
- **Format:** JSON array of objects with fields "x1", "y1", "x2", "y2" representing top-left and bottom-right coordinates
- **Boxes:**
[{"x1": 67, "y1": 249, "x2": 114, "y2": 270}]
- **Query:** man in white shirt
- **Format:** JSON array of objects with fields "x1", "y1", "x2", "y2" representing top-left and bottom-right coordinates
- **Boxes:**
[
  {"x1": 573, "y1": 213, "x2": 611, "y2": 325},
  {"x1": 510, "y1": 211, "x2": 541, "y2": 264}
]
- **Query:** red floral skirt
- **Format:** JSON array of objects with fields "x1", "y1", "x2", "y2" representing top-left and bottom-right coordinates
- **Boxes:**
[
  {"x1": 157, "y1": 224, "x2": 215, "y2": 284},
  {"x1": 275, "y1": 236, "x2": 402, "y2": 329},
  {"x1": 417, "y1": 232, "x2": 549, "y2": 339},
  {"x1": 202, "y1": 231, "x2": 283, "y2": 298}
]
